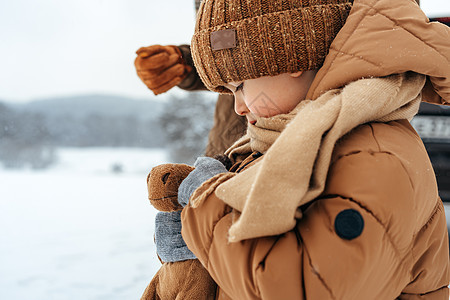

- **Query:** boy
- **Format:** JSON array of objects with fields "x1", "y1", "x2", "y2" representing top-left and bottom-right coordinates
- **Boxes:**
[{"x1": 157, "y1": 0, "x2": 450, "y2": 298}]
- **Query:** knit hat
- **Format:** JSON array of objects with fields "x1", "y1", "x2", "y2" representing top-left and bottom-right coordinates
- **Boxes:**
[{"x1": 191, "y1": 0, "x2": 353, "y2": 93}]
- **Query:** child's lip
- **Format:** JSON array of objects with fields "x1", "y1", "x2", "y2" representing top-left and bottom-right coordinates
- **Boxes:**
[{"x1": 249, "y1": 120, "x2": 256, "y2": 125}]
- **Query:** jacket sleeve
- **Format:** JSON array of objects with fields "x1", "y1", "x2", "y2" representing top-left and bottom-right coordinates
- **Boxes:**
[
  {"x1": 176, "y1": 44, "x2": 208, "y2": 91},
  {"x1": 181, "y1": 152, "x2": 423, "y2": 299}
]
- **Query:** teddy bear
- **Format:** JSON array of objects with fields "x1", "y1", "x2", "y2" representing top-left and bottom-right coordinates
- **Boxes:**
[{"x1": 140, "y1": 163, "x2": 218, "y2": 300}]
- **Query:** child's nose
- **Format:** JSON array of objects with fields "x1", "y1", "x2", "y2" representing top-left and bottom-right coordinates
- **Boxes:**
[{"x1": 234, "y1": 95, "x2": 249, "y2": 116}]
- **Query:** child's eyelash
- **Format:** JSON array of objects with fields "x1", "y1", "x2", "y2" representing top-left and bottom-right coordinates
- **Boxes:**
[{"x1": 235, "y1": 83, "x2": 244, "y2": 92}]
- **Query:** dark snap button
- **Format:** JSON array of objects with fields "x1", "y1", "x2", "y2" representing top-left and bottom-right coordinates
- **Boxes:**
[{"x1": 334, "y1": 209, "x2": 364, "y2": 240}]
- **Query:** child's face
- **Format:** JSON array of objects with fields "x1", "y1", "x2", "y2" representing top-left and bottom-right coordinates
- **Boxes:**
[{"x1": 224, "y1": 70, "x2": 317, "y2": 124}]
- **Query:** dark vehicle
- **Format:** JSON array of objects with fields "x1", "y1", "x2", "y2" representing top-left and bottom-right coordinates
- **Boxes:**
[{"x1": 411, "y1": 102, "x2": 450, "y2": 202}]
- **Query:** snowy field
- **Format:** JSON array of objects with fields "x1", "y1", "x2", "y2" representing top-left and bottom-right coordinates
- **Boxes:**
[{"x1": 0, "y1": 148, "x2": 168, "y2": 300}]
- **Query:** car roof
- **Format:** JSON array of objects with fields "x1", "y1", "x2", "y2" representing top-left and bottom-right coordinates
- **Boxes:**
[
  {"x1": 419, "y1": 102, "x2": 450, "y2": 116},
  {"x1": 429, "y1": 17, "x2": 450, "y2": 26}
]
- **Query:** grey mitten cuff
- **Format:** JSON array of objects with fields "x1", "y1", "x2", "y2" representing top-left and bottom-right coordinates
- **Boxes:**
[
  {"x1": 155, "y1": 211, "x2": 196, "y2": 262},
  {"x1": 178, "y1": 157, "x2": 228, "y2": 207}
]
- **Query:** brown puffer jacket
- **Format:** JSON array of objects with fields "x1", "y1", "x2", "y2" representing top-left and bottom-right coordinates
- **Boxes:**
[
  {"x1": 180, "y1": 0, "x2": 450, "y2": 299},
  {"x1": 183, "y1": 120, "x2": 448, "y2": 299}
]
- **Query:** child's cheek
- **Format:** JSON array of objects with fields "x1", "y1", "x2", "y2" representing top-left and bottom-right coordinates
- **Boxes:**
[
  {"x1": 247, "y1": 99, "x2": 283, "y2": 117},
  {"x1": 244, "y1": 87, "x2": 283, "y2": 117}
]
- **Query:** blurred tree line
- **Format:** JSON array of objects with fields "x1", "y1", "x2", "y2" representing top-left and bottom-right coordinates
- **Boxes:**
[
  {"x1": 159, "y1": 94, "x2": 215, "y2": 164},
  {"x1": 0, "y1": 92, "x2": 215, "y2": 169},
  {"x1": 0, "y1": 102, "x2": 55, "y2": 169}
]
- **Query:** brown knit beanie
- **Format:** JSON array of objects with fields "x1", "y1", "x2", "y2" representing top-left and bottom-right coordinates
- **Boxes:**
[{"x1": 191, "y1": 0, "x2": 353, "y2": 93}]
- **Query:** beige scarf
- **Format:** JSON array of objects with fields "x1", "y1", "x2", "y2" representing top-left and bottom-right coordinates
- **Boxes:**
[{"x1": 205, "y1": 73, "x2": 425, "y2": 243}]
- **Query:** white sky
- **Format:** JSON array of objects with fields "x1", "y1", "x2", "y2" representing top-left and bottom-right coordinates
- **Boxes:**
[{"x1": 0, "y1": 0, "x2": 448, "y2": 102}]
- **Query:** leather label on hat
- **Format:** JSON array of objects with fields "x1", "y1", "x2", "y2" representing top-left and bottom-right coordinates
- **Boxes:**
[{"x1": 210, "y1": 29, "x2": 236, "y2": 51}]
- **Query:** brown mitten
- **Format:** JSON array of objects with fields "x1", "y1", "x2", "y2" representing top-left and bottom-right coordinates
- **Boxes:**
[
  {"x1": 135, "y1": 45, "x2": 192, "y2": 95},
  {"x1": 142, "y1": 163, "x2": 217, "y2": 300}
]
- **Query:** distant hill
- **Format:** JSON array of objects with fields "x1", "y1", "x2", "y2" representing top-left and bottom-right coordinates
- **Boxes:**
[
  {"x1": 13, "y1": 94, "x2": 165, "y2": 120},
  {"x1": 0, "y1": 92, "x2": 216, "y2": 167},
  {"x1": 1, "y1": 94, "x2": 168, "y2": 149}
]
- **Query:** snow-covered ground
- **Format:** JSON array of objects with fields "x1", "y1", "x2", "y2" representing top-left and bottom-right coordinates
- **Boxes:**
[{"x1": 0, "y1": 148, "x2": 168, "y2": 300}]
